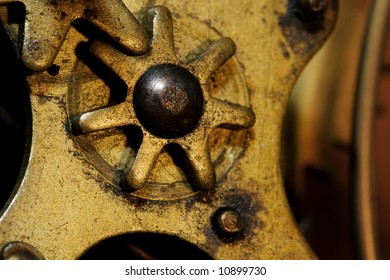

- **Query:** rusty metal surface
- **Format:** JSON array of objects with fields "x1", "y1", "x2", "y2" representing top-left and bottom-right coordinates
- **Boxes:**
[{"x1": 0, "y1": 0, "x2": 337, "y2": 259}]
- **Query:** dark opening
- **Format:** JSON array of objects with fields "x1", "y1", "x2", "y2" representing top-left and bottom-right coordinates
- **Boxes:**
[
  {"x1": 0, "y1": 13, "x2": 30, "y2": 212},
  {"x1": 79, "y1": 232, "x2": 212, "y2": 260}
]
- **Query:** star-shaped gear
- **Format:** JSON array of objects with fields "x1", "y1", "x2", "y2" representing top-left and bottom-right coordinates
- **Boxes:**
[
  {"x1": 0, "y1": 0, "x2": 148, "y2": 71},
  {"x1": 75, "y1": 6, "x2": 255, "y2": 191}
]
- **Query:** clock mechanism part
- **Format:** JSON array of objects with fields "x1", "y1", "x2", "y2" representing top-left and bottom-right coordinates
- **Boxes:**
[{"x1": 0, "y1": 0, "x2": 337, "y2": 259}]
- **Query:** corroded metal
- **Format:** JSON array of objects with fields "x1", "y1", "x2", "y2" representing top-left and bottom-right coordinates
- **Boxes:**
[
  {"x1": 75, "y1": 6, "x2": 255, "y2": 191},
  {"x1": 0, "y1": 0, "x2": 148, "y2": 71},
  {"x1": 212, "y1": 208, "x2": 245, "y2": 242},
  {"x1": 0, "y1": 0, "x2": 337, "y2": 259}
]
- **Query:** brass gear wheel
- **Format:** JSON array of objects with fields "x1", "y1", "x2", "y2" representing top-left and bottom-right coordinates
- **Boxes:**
[{"x1": 74, "y1": 6, "x2": 255, "y2": 191}]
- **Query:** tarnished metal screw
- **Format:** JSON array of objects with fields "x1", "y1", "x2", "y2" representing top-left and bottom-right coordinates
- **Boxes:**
[
  {"x1": 1, "y1": 242, "x2": 44, "y2": 260},
  {"x1": 212, "y1": 208, "x2": 245, "y2": 242}
]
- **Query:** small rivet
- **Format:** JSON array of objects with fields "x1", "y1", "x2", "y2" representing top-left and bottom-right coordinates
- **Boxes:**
[
  {"x1": 212, "y1": 208, "x2": 244, "y2": 242},
  {"x1": 1, "y1": 242, "x2": 44, "y2": 260}
]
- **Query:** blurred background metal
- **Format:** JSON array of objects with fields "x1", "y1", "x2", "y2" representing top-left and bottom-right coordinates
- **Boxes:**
[{"x1": 283, "y1": 0, "x2": 390, "y2": 259}]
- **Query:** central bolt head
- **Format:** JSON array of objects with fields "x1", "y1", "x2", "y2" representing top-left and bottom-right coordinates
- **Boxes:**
[{"x1": 133, "y1": 63, "x2": 204, "y2": 139}]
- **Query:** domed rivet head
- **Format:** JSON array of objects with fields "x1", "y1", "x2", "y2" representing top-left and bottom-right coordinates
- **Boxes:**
[{"x1": 133, "y1": 63, "x2": 204, "y2": 139}]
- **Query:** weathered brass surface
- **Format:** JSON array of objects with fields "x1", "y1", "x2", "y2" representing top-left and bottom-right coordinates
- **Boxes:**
[
  {"x1": 75, "y1": 6, "x2": 255, "y2": 191},
  {"x1": 0, "y1": 0, "x2": 148, "y2": 71},
  {"x1": 0, "y1": 0, "x2": 337, "y2": 259}
]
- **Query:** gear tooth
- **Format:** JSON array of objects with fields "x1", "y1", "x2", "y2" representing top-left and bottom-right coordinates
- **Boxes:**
[
  {"x1": 76, "y1": 103, "x2": 136, "y2": 134},
  {"x1": 208, "y1": 97, "x2": 256, "y2": 129},
  {"x1": 147, "y1": 5, "x2": 175, "y2": 56},
  {"x1": 90, "y1": 40, "x2": 132, "y2": 77},
  {"x1": 148, "y1": 5, "x2": 172, "y2": 19},
  {"x1": 12, "y1": 0, "x2": 147, "y2": 70},
  {"x1": 222, "y1": 37, "x2": 237, "y2": 54},
  {"x1": 125, "y1": 139, "x2": 164, "y2": 191},
  {"x1": 88, "y1": 0, "x2": 149, "y2": 55},
  {"x1": 188, "y1": 38, "x2": 237, "y2": 83},
  {"x1": 124, "y1": 171, "x2": 144, "y2": 191},
  {"x1": 21, "y1": 3, "x2": 71, "y2": 71},
  {"x1": 22, "y1": 47, "x2": 57, "y2": 72},
  {"x1": 182, "y1": 142, "x2": 216, "y2": 190},
  {"x1": 90, "y1": 40, "x2": 119, "y2": 61}
]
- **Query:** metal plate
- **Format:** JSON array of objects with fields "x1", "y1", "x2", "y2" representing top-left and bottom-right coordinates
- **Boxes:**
[{"x1": 0, "y1": 0, "x2": 337, "y2": 259}]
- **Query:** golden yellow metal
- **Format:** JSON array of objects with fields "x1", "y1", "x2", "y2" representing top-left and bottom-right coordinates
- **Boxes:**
[
  {"x1": 0, "y1": 0, "x2": 148, "y2": 71},
  {"x1": 0, "y1": 0, "x2": 337, "y2": 259},
  {"x1": 76, "y1": 6, "x2": 255, "y2": 191}
]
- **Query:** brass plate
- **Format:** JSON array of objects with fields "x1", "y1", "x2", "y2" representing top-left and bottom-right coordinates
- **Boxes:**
[{"x1": 0, "y1": 0, "x2": 337, "y2": 259}]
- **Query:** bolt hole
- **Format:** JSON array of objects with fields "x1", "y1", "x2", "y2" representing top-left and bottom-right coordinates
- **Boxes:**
[
  {"x1": 292, "y1": 0, "x2": 327, "y2": 23},
  {"x1": 294, "y1": 9, "x2": 308, "y2": 21},
  {"x1": 288, "y1": 0, "x2": 328, "y2": 34},
  {"x1": 47, "y1": 64, "x2": 60, "y2": 76}
]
